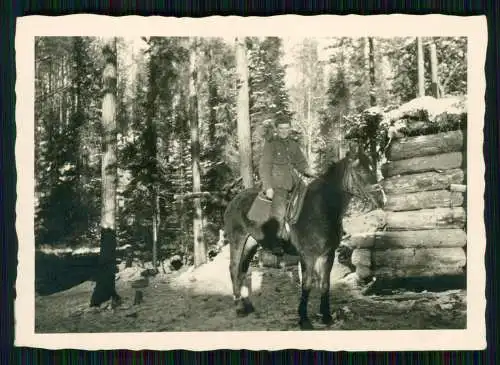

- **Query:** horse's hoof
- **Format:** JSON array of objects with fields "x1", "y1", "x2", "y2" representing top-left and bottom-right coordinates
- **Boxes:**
[
  {"x1": 235, "y1": 300, "x2": 255, "y2": 317},
  {"x1": 244, "y1": 301, "x2": 255, "y2": 314},
  {"x1": 321, "y1": 314, "x2": 334, "y2": 326},
  {"x1": 299, "y1": 319, "x2": 314, "y2": 330},
  {"x1": 236, "y1": 307, "x2": 249, "y2": 317}
]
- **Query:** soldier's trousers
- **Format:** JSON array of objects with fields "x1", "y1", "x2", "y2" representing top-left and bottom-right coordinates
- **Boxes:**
[{"x1": 270, "y1": 188, "x2": 289, "y2": 239}]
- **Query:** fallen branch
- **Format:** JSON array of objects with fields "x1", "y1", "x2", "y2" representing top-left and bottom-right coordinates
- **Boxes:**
[
  {"x1": 173, "y1": 177, "x2": 244, "y2": 201},
  {"x1": 369, "y1": 291, "x2": 450, "y2": 301},
  {"x1": 38, "y1": 244, "x2": 132, "y2": 257},
  {"x1": 173, "y1": 191, "x2": 213, "y2": 201}
]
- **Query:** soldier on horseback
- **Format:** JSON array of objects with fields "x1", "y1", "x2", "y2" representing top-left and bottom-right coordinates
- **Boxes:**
[{"x1": 258, "y1": 119, "x2": 316, "y2": 256}]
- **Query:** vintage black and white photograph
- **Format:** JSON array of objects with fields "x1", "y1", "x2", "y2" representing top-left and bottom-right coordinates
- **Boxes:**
[{"x1": 15, "y1": 15, "x2": 486, "y2": 351}]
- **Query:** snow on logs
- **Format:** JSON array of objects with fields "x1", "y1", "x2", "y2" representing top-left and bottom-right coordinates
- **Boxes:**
[{"x1": 343, "y1": 127, "x2": 467, "y2": 283}]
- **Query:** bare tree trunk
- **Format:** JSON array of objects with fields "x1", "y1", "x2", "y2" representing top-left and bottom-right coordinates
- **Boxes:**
[
  {"x1": 207, "y1": 48, "x2": 217, "y2": 148},
  {"x1": 49, "y1": 60, "x2": 53, "y2": 94},
  {"x1": 59, "y1": 59, "x2": 64, "y2": 132},
  {"x1": 306, "y1": 87, "x2": 312, "y2": 164},
  {"x1": 364, "y1": 37, "x2": 370, "y2": 105},
  {"x1": 91, "y1": 38, "x2": 120, "y2": 307},
  {"x1": 368, "y1": 37, "x2": 376, "y2": 107},
  {"x1": 429, "y1": 42, "x2": 439, "y2": 98},
  {"x1": 417, "y1": 37, "x2": 425, "y2": 97},
  {"x1": 235, "y1": 37, "x2": 254, "y2": 189},
  {"x1": 338, "y1": 112, "x2": 344, "y2": 160},
  {"x1": 179, "y1": 138, "x2": 187, "y2": 262},
  {"x1": 189, "y1": 40, "x2": 206, "y2": 267},
  {"x1": 146, "y1": 52, "x2": 159, "y2": 270},
  {"x1": 152, "y1": 186, "x2": 159, "y2": 268}
]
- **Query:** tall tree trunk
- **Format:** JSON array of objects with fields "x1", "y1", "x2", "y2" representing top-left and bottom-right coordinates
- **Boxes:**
[
  {"x1": 235, "y1": 37, "x2": 254, "y2": 189},
  {"x1": 364, "y1": 37, "x2": 370, "y2": 105},
  {"x1": 305, "y1": 87, "x2": 312, "y2": 164},
  {"x1": 59, "y1": 59, "x2": 64, "y2": 133},
  {"x1": 152, "y1": 186, "x2": 159, "y2": 268},
  {"x1": 363, "y1": 37, "x2": 378, "y2": 172},
  {"x1": 368, "y1": 37, "x2": 376, "y2": 107},
  {"x1": 189, "y1": 40, "x2": 206, "y2": 267},
  {"x1": 207, "y1": 48, "x2": 217, "y2": 149},
  {"x1": 429, "y1": 42, "x2": 439, "y2": 98},
  {"x1": 338, "y1": 112, "x2": 344, "y2": 160},
  {"x1": 49, "y1": 60, "x2": 52, "y2": 93},
  {"x1": 146, "y1": 54, "x2": 159, "y2": 270},
  {"x1": 90, "y1": 38, "x2": 120, "y2": 307},
  {"x1": 72, "y1": 38, "x2": 84, "y2": 206},
  {"x1": 417, "y1": 37, "x2": 425, "y2": 97}
]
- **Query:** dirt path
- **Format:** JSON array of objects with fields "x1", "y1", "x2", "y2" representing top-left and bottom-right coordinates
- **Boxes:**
[{"x1": 35, "y1": 247, "x2": 466, "y2": 333}]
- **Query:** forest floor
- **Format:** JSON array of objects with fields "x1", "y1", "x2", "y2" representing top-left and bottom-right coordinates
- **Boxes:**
[{"x1": 35, "y1": 246, "x2": 466, "y2": 333}]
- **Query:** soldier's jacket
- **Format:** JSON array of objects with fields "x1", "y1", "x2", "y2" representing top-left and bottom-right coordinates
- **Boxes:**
[{"x1": 259, "y1": 136, "x2": 308, "y2": 191}]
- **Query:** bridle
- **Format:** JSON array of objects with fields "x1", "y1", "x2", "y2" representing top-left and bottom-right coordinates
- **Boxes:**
[{"x1": 341, "y1": 158, "x2": 385, "y2": 209}]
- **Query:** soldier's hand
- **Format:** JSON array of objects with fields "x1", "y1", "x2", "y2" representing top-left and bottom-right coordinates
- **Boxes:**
[
  {"x1": 304, "y1": 169, "x2": 316, "y2": 179},
  {"x1": 265, "y1": 188, "x2": 274, "y2": 200}
]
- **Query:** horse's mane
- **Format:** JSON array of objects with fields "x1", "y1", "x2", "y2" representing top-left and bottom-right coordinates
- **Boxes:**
[
  {"x1": 313, "y1": 151, "x2": 380, "y2": 211},
  {"x1": 318, "y1": 156, "x2": 350, "y2": 188},
  {"x1": 313, "y1": 152, "x2": 372, "y2": 199},
  {"x1": 301, "y1": 157, "x2": 350, "y2": 211}
]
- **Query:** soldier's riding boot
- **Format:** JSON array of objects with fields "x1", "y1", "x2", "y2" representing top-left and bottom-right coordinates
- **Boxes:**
[{"x1": 269, "y1": 189, "x2": 289, "y2": 256}]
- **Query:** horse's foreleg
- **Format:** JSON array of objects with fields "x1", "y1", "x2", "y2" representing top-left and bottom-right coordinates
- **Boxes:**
[
  {"x1": 298, "y1": 258, "x2": 314, "y2": 330},
  {"x1": 230, "y1": 234, "x2": 259, "y2": 317},
  {"x1": 317, "y1": 251, "x2": 335, "y2": 326}
]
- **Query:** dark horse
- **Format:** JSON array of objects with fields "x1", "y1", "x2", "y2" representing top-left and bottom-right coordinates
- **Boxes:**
[{"x1": 223, "y1": 146, "x2": 381, "y2": 330}]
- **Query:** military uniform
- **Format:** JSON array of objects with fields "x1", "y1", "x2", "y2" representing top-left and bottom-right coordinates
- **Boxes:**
[
  {"x1": 259, "y1": 136, "x2": 309, "y2": 192},
  {"x1": 258, "y1": 136, "x2": 310, "y2": 254}
]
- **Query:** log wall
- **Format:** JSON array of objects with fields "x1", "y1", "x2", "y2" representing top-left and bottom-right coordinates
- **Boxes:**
[
  {"x1": 382, "y1": 169, "x2": 464, "y2": 195},
  {"x1": 388, "y1": 130, "x2": 464, "y2": 161},
  {"x1": 382, "y1": 152, "x2": 463, "y2": 177},
  {"x1": 342, "y1": 128, "x2": 467, "y2": 284}
]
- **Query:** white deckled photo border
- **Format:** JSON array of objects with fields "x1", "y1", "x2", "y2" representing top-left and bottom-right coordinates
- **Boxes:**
[{"x1": 14, "y1": 14, "x2": 487, "y2": 351}]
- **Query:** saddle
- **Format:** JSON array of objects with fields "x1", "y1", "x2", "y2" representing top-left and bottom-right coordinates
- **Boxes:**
[{"x1": 246, "y1": 177, "x2": 309, "y2": 226}]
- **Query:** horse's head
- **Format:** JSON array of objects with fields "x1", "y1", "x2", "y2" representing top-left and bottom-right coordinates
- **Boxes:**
[{"x1": 341, "y1": 144, "x2": 383, "y2": 210}]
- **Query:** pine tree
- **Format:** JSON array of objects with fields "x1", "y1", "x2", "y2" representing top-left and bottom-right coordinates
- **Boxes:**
[
  {"x1": 188, "y1": 39, "x2": 206, "y2": 267},
  {"x1": 235, "y1": 37, "x2": 254, "y2": 189},
  {"x1": 91, "y1": 38, "x2": 120, "y2": 307}
]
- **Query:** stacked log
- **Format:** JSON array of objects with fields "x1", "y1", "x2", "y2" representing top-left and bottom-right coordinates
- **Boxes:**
[{"x1": 344, "y1": 129, "x2": 467, "y2": 282}]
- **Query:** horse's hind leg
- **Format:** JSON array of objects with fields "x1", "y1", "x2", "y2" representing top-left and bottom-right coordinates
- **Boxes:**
[
  {"x1": 317, "y1": 251, "x2": 335, "y2": 326},
  {"x1": 230, "y1": 233, "x2": 259, "y2": 317}
]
